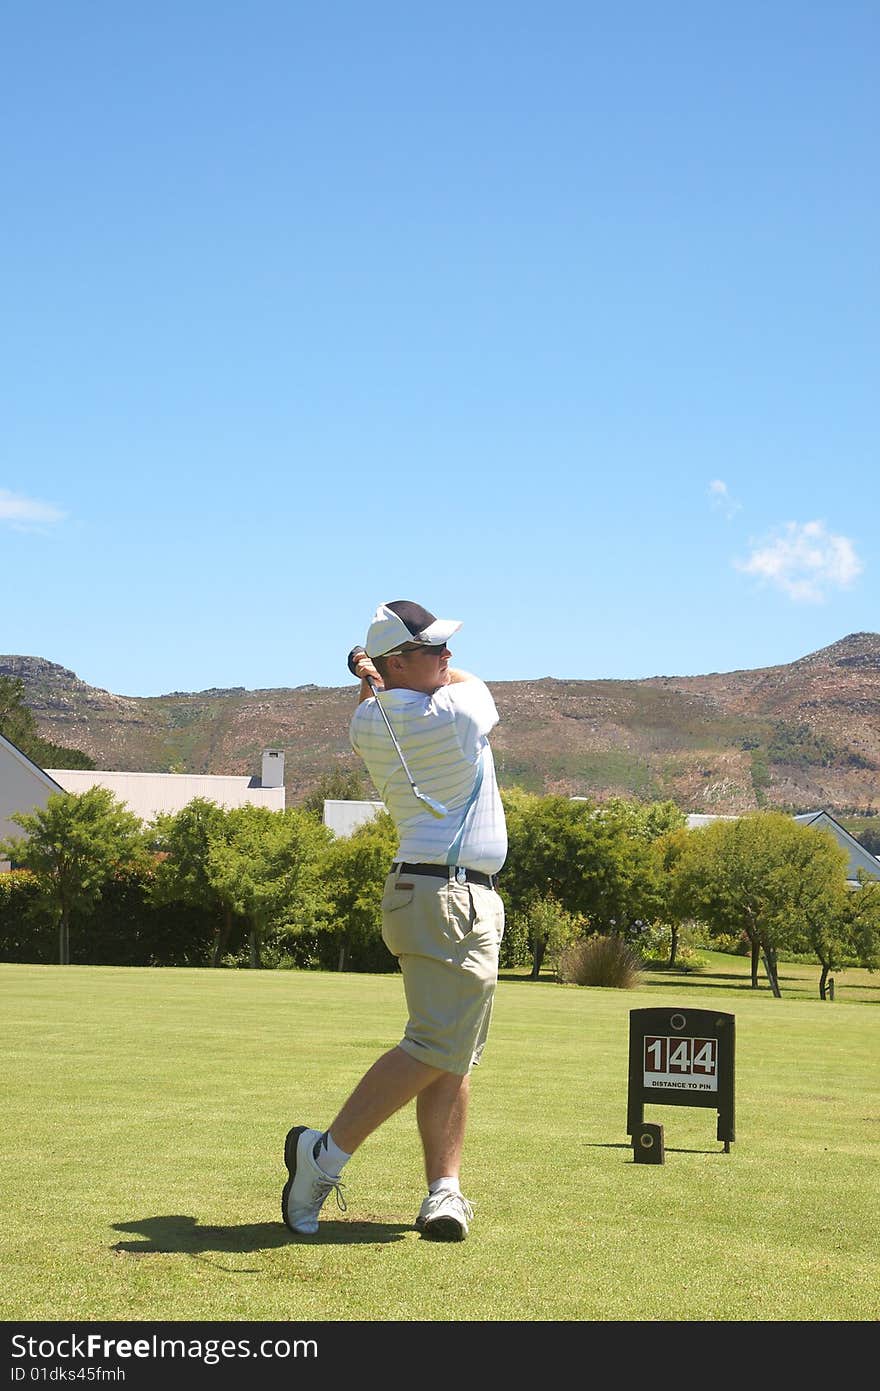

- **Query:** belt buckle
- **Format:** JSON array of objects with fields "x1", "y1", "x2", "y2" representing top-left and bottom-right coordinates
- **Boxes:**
[{"x1": 455, "y1": 866, "x2": 467, "y2": 884}]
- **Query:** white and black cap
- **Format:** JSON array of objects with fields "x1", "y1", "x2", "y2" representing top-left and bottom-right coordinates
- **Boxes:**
[{"x1": 365, "y1": 600, "x2": 462, "y2": 658}]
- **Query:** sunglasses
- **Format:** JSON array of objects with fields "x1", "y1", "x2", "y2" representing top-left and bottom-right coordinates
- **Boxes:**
[{"x1": 394, "y1": 643, "x2": 448, "y2": 658}]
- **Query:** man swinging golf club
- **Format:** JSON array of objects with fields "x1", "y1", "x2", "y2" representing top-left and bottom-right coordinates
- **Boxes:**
[{"x1": 281, "y1": 600, "x2": 508, "y2": 1241}]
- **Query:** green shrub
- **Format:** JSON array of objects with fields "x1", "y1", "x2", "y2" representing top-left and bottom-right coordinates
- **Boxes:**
[
  {"x1": 635, "y1": 922, "x2": 705, "y2": 972},
  {"x1": 507, "y1": 893, "x2": 585, "y2": 976},
  {"x1": 711, "y1": 930, "x2": 751, "y2": 955},
  {"x1": 499, "y1": 908, "x2": 530, "y2": 968},
  {"x1": 70, "y1": 868, "x2": 215, "y2": 967},
  {"x1": 0, "y1": 870, "x2": 56, "y2": 963},
  {"x1": 557, "y1": 933, "x2": 643, "y2": 988},
  {"x1": 0, "y1": 865, "x2": 217, "y2": 967},
  {"x1": 634, "y1": 922, "x2": 673, "y2": 964}
]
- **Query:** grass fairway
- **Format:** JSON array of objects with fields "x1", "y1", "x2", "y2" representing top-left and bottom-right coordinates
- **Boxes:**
[{"x1": 2, "y1": 957, "x2": 879, "y2": 1323}]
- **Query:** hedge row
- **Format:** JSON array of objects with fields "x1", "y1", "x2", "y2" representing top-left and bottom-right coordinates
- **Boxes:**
[
  {"x1": 0, "y1": 870, "x2": 218, "y2": 968},
  {"x1": 0, "y1": 869, "x2": 409, "y2": 971}
]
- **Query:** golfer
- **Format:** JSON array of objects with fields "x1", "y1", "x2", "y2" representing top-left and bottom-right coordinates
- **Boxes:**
[{"x1": 282, "y1": 599, "x2": 507, "y2": 1240}]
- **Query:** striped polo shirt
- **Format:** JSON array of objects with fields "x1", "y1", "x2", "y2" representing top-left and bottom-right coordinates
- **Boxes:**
[{"x1": 350, "y1": 677, "x2": 507, "y2": 874}]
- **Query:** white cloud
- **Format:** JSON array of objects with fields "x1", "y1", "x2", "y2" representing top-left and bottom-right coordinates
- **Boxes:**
[
  {"x1": 735, "y1": 520, "x2": 863, "y2": 602},
  {"x1": 0, "y1": 489, "x2": 66, "y2": 530},
  {"x1": 708, "y1": 479, "x2": 741, "y2": 519}
]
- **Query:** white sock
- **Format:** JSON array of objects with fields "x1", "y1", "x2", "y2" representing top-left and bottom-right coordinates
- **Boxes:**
[
  {"x1": 312, "y1": 1131, "x2": 351, "y2": 1177},
  {"x1": 429, "y1": 1176, "x2": 461, "y2": 1195}
]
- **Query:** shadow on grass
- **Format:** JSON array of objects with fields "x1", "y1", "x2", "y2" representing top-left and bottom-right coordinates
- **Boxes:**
[
  {"x1": 110, "y1": 1214, "x2": 412, "y2": 1256},
  {"x1": 643, "y1": 975, "x2": 769, "y2": 992},
  {"x1": 584, "y1": 1142, "x2": 730, "y2": 1157},
  {"x1": 500, "y1": 960, "x2": 880, "y2": 1001},
  {"x1": 500, "y1": 968, "x2": 770, "y2": 993},
  {"x1": 498, "y1": 971, "x2": 554, "y2": 983}
]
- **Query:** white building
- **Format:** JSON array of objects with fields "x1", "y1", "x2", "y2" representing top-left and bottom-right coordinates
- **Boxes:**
[
  {"x1": 685, "y1": 814, "x2": 738, "y2": 830},
  {"x1": 792, "y1": 810, "x2": 880, "y2": 886},
  {"x1": 322, "y1": 798, "x2": 384, "y2": 837},
  {"x1": 0, "y1": 732, "x2": 66, "y2": 859},
  {"x1": 686, "y1": 809, "x2": 880, "y2": 886},
  {"x1": 1, "y1": 741, "x2": 285, "y2": 868},
  {"x1": 45, "y1": 749, "x2": 286, "y2": 823}
]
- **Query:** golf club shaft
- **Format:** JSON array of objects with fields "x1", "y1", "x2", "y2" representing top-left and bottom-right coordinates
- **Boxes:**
[{"x1": 362, "y1": 673, "x2": 449, "y2": 819}]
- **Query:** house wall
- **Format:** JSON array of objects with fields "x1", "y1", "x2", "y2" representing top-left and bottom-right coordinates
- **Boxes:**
[
  {"x1": 1, "y1": 760, "x2": 56, "y2": 844},
  {"x1": 2, "y1": 742, "x2": 286, "y2": 870},
  {"x1": 687, "y1": 810, "x2": 880, "y2": 884},
  {"x1": 0, "y1": 741, "x2": 62, "y2": 868},
  {"x1": 323, "y1": 799, "x2": 384, "y2": 836},
  {"x1": 793, "y1": 812, "x2": 880, "y2": 884},
  {"x1": 44, "y1": 769, "x2": 285, "y2": 822}
]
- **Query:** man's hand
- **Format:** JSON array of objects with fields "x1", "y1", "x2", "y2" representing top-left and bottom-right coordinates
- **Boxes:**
[{"x1": 347, "y1": 646, "x2": 384, "y2": 690}]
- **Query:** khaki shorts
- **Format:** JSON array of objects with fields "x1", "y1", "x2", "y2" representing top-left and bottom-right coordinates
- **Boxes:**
[{"x1": 381, "y1": 869, "x2": 505, "y2": 1076}]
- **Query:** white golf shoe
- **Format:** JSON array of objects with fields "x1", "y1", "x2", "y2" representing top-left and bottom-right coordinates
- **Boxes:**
[
  {"x1": 282, "y1": 1125, "x2": 347, "y2": 1235},
  {"x1": 415, "y1": 1189, "x2": 474, "y2": 1241}
]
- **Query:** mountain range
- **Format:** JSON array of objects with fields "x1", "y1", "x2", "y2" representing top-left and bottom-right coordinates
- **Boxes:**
[{"x1": 3, "y1": 632, "x2": 880, "y2": 820}]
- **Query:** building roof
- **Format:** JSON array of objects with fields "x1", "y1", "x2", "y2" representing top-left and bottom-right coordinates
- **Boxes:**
[
  {"x1": 792, "y1": 810, "x2": 880, "y2": 884},
  {"x1": 0, "y1": 733, "x2": 66, "y2": 865},
  {"x1": 0, "y1": 731, "x2": 65, "y2": 794},
  {"x1": 685, "y1": 809, "x2": 879, "y2": 885},
  {"x1": 44, "y1": 768, "x2": 285, "y2": 823}
]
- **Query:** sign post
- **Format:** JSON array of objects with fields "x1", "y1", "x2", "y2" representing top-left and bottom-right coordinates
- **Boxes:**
[{"x1": 627, "y1": 1007, "x2": 735, "y2": 1154}]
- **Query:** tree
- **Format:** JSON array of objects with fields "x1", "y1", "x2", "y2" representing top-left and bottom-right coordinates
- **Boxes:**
[
  {"x1": 0, "y1": 675, "x2": 95, "y2": 769},
  {"x1": 500, "y1": 791, "x2": 667, "y2": 973},
  {"x1": 205, "y1": 806, "x2": 332, "y2": 967},
  {"x1": 852, "y1": 825, "x2": 880, "y2": 857},
  {"x1": 791, "y1": 869, "x2": 880, "y2": 1000},
  {"x1": 846, "y1": 873, "x2": 880, "y2": 975},
  {"x1": 586, "y1": 798, "x2": 683, "y2": 936},
  {"x1": 516, "y1": 894, "x2": 584, "y2": 979},
  {"x1": 0, "y1": 788, "x2": 146, "y2": 963},
  {"x1": 502, "y1": 791, "x2": 615, "y2": 922},
  {"x1": 301, "y1": 767, "x2": 373, "y2": 820},
  {"x1": 595, "y1": 797, "x2": 686, "y2": 842},
  {"x1": 0, "y1": 676, "x2": 36, "y2": 750},
  {"x1": 762, "y1": 827, "x2": 853, "y2": 999},
  {"x1": 320, "y1": 811, "x2": 398, "y2": 970},
  {"x1": 678, "y1": 812, "x2": 850, "y2": 996},
  {"x1": 149, "y1": 798, "x2": 241, "y2": 966},
  {"x1": 649, "y1": 825, "x2": 693, "y2": 967}
]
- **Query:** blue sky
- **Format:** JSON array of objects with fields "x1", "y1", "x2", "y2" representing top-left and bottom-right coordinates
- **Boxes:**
[{"x1": 2, "y1": 2, "x2": 877, "y2": 697}]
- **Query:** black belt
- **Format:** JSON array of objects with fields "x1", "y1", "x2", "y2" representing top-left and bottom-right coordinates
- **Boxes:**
[{"x1": 391, "y1": 862, "x2": 497, "y2": 889}]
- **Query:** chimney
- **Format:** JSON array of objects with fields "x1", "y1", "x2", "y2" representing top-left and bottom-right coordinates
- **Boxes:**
[{"x1": 261, "y1": 749, "x2": 284, "y2": 788}]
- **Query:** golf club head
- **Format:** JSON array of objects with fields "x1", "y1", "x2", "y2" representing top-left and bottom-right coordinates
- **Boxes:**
[{"x1": 413, "y1": 788, "x2": 449, "y2": 819}]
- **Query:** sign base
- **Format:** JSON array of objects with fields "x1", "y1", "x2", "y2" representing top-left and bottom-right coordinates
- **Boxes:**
[{"x1": 633, "y1": 1122, "x2": 665, "y2": 1164}]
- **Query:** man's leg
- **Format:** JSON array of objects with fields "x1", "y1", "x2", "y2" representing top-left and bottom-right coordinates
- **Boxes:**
[
  {"x1": 416, "y1": 1070, "x2": 469, "y2": 1185},
  {"x1": 413, "y1": 1071, "x2": 474, "y2": 1241},
  {"x1": 282, "y1": 1045, "x2": 445, "y2": 1235},
  {"x1": 326, "y1": 1045, "x2": 445, "y2": 1156}
]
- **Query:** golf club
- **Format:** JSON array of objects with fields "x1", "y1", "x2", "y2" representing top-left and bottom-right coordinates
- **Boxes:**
[{"x1": 348, "y1": 647, "x2": 449, "y2": 818}]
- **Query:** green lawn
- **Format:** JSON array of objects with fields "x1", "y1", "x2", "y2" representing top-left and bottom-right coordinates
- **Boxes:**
[{"x1": 2, "y1": 956, "x2": 879, "y2": 1323}]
